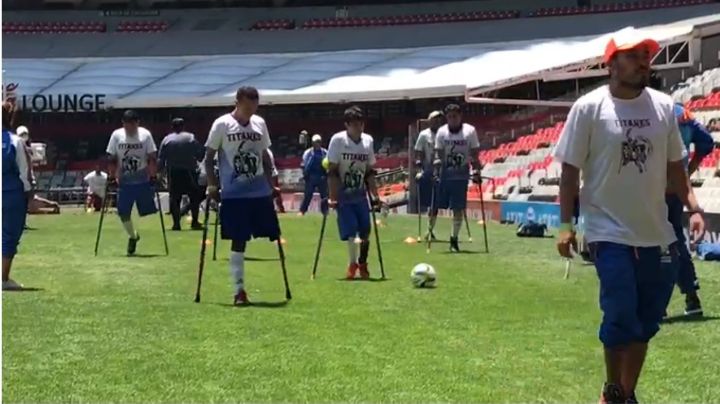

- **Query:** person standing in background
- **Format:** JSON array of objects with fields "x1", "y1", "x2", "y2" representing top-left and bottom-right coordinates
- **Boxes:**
[
  {"x1": 84, "y1": 165, "x2": 108, "y2": 212},
  {"x1": 2, "y1": 100, "x2": 32, "y2": 290},
  {"x1": 158, "y1": 117, "x2": 205, "y2": 231},
  {"x1": 298, "y1": 134, "x2": 328, "y2": 216}
]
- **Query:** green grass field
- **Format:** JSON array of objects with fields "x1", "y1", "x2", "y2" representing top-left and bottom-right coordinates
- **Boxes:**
[{"x1": 3, "y1": 211, "x2": 720, "y2": 403}]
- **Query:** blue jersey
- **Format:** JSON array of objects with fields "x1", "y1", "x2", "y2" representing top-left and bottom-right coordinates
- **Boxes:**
[
  {"x1": 302, "y1": 147, "x2": 328, "y2": 178},
  {"x1": 206, "y1": 113, "x2": 272, "y2": 200},
  {"x1": 674, "y1": 103, "x2": 713, "y2": 170},
  {"x1": 2, "y1": 129, "x2": 30, "y2": 193}
]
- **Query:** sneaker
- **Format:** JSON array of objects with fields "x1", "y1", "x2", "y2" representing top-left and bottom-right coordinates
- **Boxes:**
[
  {"x1": 233, "y1": 289, "x2": 250, "y2": 306},
  {"x1": 625, "y1": 392, "x2": 638, "y2": 404},
  {"x1": 190, "y1": 222, "x2": 204, "y2": 231},
  {"x1": 599, "y1": 383, "x2": 625, "y2": 404},
  {"x1": 2, "y1": 279, "x2": 23, "y2": 291},
  {"x1": 171, "y1": 224, "x2": 182, "y2": 231},
  {"x1": 449, "y1": 237, "x2": 460, "y2": 253},
  {"x1": 345, "y1": 263, "x2": 359, "y2": 280},
  {"x1": 358, "y1": 263, "x2": 370, "y2": 280},
  {"x1": 127, "y1": 232, "x2": 140, "y2": 256},
  {"x1": 684, "y1": 293, "x2": 703, "y2": 316}
]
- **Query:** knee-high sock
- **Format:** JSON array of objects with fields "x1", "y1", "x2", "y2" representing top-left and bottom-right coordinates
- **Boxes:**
[
  {"x1": 229, "y1": 251, "x2": 245, "y2": 294},
  {"x1": 347, "y1": 239, "x2": 358, "y2": 265},
  {"x1": 122, "y1": 219, "x2": 136, "y2": 238},
  {"x1": 452, "y1": 214, "x2": 463, "y2": 238}
]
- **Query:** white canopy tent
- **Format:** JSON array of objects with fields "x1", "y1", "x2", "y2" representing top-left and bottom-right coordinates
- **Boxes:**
[{"x1": 3, "y1": 13, "x2": 718, "y2": 109}]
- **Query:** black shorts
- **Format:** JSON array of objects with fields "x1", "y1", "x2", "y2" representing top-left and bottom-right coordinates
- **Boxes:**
[{"x1": 168, "y1": 168, "x2": 200, "y2": 195}]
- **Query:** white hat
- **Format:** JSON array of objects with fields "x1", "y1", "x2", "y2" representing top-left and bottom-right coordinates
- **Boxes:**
[
  {"x1": 311, "y1": 134, "x2": 322, "y2": 142},
  {"x1": 427, "y1": 110, "x2": 443, "y2": 120},
  {"x1": 16, "y1": 125, "x2": 29, "y2": 138}
]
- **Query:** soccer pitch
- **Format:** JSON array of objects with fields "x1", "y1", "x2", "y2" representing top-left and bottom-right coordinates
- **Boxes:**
[{"x1": 3, "y1": 212, "x2": 720, "y2": 403}]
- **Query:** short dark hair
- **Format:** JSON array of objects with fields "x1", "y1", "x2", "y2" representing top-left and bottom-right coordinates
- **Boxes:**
[
  {"x1": 171, "y1": 117, "x2": 184, "y2": 132},
  {"x1": 344, "y1": 106, "x2": 364, "y2": 123},
  {"x1": 444, "y1": 103, "x2": 462, "y2": 115},
  {"x1": 236, "y1": 86, "x2": 259, "y2": 102},
  {"x1": 122, "y1": 109, "x2": 140, "y2": 123}
]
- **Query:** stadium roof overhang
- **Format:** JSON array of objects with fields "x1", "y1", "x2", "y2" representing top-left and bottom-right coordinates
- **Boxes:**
[
  {"x1": 465, "y1": 14, "x2": 720, "y2": 107},
  {"x1": 3, "y1": 14, "x2": 718, "y2": 110}
]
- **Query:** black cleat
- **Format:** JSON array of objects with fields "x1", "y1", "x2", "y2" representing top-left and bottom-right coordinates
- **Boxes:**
[
  {"x1": 625, "y1": 392, "x2": 638, "y2": 404},
  {"x1": 600, "y1": 383, "x2": 625, "y2": 404},
  {"x1": 449, "y1": 237, "x2": 460, "y2": 253},
  {"x1": 171, "y1": 224, "x2": 181, "y2": 231},
  {"x1": 684, "y1": 293, "x2": 703, "y2": 316},
  {"x1": 127, "y1": 233, "x2": 140, "y2": 256},
  {"x1": 190, "y1": 222, "x2": 204, "y2": 231}
]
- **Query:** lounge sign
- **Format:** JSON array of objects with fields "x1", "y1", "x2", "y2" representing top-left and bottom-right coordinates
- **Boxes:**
[{"x1": 3, "y1": 82, "x2": 108, "y2": 113}]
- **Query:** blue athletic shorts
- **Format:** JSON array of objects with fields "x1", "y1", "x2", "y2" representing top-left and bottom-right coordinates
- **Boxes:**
[
  {"x1": 591, "y1": 241, "x2": 678, "y2": 347},
  {"x1": 220, "y1": 196, "x2": 280, "y2": 242},
  {"x1": 437, "y1": 179, "x2": 468, "y2": 210},
  {"x1": 337, "y1": 200, "x2": 371, "y2": 241},
  {"x1": 117, "y1": 182, "x2": 157, "y2": 217},
  {"x1": 2, "y1": 191, "x2": 27, "y2": 258},
  {"x1": 417, "y1": 172, "x2": 437, "y2": 210}
]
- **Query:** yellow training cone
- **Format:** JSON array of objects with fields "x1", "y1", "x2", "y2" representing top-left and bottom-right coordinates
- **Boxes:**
[
  {"x1": 404, "y1": 236, "x2": 418, "y2": 244},
  {"x1": 204, "y1": 239, "x2": 212, "y2": 246},
  {"x1": 477, "y1": 220, "x2": 485, "y2": 225},
  {"x1": 280, "y1": 238, "x2": 287, "y2": 245}
]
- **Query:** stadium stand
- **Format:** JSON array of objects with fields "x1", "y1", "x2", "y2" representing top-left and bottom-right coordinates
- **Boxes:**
[
  {"x1": 529, "y1": 0, "x2": 713, "y2": 17},
  {"x1": 301, "y1": 10, "x2": 520, "y2": 29},
  {"x1": 250, "y1": 19, "x2": 294, "y2": 31},
  {"x1": 2, "y1": 20, "x2": 106, "y2": 33},
  {"x1": 116, "y1": 20, "x2": 169, "y2": 32}
]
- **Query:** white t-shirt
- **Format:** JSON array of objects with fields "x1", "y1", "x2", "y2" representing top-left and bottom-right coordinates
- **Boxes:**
[
  {"x1": 327, "y1": 131, "x2": 376, "y2": 203},
  {"x1": 84, "y1": 171, "x2": 108, "y2": 197},
  {"x1": 414, "y1": 128, "x2": 437, "y2": 171},
  {"x1": 105, "y1": 127, "x2": 157, "y2": 185},
  {"x1": 552, "y1": 85, "x2": 686, "y2": 247},
  {"x1": 205, "y1": 113, "x2": 271, "y2": 199},
  {"x1": 435, "y1": 123, "x2": 480, "y2": 181}
]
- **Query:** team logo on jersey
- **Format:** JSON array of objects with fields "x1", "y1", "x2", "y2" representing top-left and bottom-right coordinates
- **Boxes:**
[
  {"x1": 233, "y1": 141, "x2": 260, "y2": 179},
  {"x1": 121, "y1": 149, "x2": 140, "y2": 174},
  {"x1": 445, "y1": 145, "x2": 466, "y2": 169},
  {"x1": 343, "y1": 161, "x2": 364, "y2": 190},
  {"x1": 619, "y1": 128, "x2": 653, "y2": 174}
]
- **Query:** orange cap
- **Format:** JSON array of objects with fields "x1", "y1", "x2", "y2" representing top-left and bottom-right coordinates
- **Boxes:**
[{"x1": 603, "y1": 37, "x2": 660, "y2": 64}]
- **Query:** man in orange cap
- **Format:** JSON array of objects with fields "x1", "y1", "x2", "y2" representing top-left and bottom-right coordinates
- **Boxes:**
[{"x1": 553, "y1": 36, "x2": 705, "y2": 403}]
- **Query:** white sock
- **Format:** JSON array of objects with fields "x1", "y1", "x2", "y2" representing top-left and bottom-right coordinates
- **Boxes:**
[
  {"x1": 122, "y1": 220, "x2": 136, "y2": 239},
  {"x1": 452, "y1": 215, "x2": 463, "y2": 238},
  {"x1": 230, "y1": 251, "x2": 245, "y2": 294},
  {"x1": 347, "y1": 240, "x2": 358, "y2": 265}
]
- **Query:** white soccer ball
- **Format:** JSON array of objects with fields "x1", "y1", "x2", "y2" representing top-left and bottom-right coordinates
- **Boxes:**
[{"x1": 410, "y1": 263, "x2": 437, "y2": 288}]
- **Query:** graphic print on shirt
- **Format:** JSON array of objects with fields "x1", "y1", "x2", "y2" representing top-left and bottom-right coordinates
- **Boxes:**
[
  {"x1": 619, "y1": 127, "x2": 653, "y2": 174},
  {"x1": 232, "y1": 140, "x2": 260, "y2": 181},
  {"x1": 343, "y1": 161, "x2": 364, "y2": 191},
  {"x1": 445, "y1": 144, "x2": 466, "y2": 170},
  {"x1": 121, "y1": 148, "x2": 141, "y2": 175}
]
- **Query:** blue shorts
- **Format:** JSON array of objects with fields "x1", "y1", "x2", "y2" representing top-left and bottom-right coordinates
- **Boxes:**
[
  {"x1": 417, "y1": 173, "x2": 437, "y2": 210},
  {"x1": 117, "y1": 182, "x2": 157, "y2": 217},
  {"x1": 220, "y1": 196, "x2": 280, "y2": 242},
  {"x1": 592, "y1": 242, "x2": 677, "y2": 347},
  {"x1": 2, "y1": 191, "x2": 27, "y2": 258},
  {"x1": 437, "y1": 179, "x2": 468, "y2": 210},
  {"x1": 337, "y1": 200, "x2": 371, "y2": 241}
]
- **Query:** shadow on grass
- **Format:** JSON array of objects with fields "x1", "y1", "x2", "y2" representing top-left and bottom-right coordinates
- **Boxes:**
[
  {"x1": 335, "y1": 277, "x2": 390, "y2": 282},
  {"x1": 245, "y1": 257, "x2": 280, "y2": 262},
  {"x1": 439, "y1": 250, "x2": 487, "y2": 255},
  {"x1": 3, "y1": 287, "x2": 44, "y2": 292},
  {"x1": 213, "y1": 301, "x2": 289, "y2": 309},
  {"x1": 662, "y1": 314, "x2": 720, "y2": 324},
  {"x1": 128, "y1": 254, "x2": 164, "y2": 258}
]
